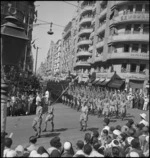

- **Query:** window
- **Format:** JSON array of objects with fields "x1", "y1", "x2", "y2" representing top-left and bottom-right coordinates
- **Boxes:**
[
  {"x1": 140, "y1": 64, "x2": 146, "y2": 73},
  {"x1": 132, "y1": 44, "x2": 139, "y2": 53},
  {"x1": 121, "y1": 63, "x2": 127, "y2": 72},
  {"x1": 143, "y1": 24, "x2": 149, "y2": 34},
  {"x1": 141, "y1": 44, "x2": 148, "y2": 53},
  {"x1": 130, "y1": 64, "x2": 137, "y2": 73},
  {"x1": 125, "y1": 24, "x2": 132, "y2": 34},
  {"x1": 145, "y1": 4, "x2": 149, "y2": 12},
  {"x1": 133, "y1": 24, "x2": 141, "y2": 34},
  {"x1": 128, "y1": 5, "x2": 134, "y2": 12},
  {"x1": 136, "y1": 4, "x2": 143, "y2": 12},
  {"x1": 124, "y1": 44, "x2": 130, "y2": 52}
]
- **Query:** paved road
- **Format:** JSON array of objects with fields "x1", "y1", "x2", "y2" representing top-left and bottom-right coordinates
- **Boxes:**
[{"x1": 6, "y1": 103, "x2": 149, "y2": 149}]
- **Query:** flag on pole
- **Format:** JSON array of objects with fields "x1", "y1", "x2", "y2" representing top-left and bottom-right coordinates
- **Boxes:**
[{"x1": 33, "y1": 44, "x2": 36, "y2": 49}]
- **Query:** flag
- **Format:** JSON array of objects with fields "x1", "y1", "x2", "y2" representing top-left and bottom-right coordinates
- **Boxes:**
[
  {"x1": 23, "y1": 15, "x2": 26, "y2": 23},
  {"x1": 33, "y1": 44, "x2": 36, "y2": 49}
]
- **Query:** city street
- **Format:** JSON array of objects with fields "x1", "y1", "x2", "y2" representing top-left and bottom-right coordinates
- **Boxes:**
[{"x1": 6, "y1": 103, "x2": 149, "y2": 150}]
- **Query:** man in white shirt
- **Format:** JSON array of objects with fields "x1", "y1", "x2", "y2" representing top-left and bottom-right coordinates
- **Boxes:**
[
  {"x1": 36, "y1": 92, "x2": 41, "y2": 106},
  {"x1": 3, "y1": 137, "x2": 13, "y2": 157}
]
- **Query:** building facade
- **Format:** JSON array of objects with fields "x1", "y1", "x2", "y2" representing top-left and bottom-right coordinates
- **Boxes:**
[
  {"x1": 60, "y1": 21, "x2": 73, "y2": 75},
  {"x1": 1, "y1": 1, "x2": 36, "y2": 73},
  {"x1": 46, "y1": 41, "x2": 57, "y2": 76},
  {"x1": 75, "y1": 0, "x2": 149, "y2": 91}
]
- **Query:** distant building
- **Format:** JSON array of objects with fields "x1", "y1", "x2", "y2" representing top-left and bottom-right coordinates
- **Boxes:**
[{"x1": 46, "y1": 41, "x2": 57, "y2": 76}]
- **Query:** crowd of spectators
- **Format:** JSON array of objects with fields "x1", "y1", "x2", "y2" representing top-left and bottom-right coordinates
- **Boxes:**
[{"x1": 3, "y1": 114, "x2": 149, "y2": 157}]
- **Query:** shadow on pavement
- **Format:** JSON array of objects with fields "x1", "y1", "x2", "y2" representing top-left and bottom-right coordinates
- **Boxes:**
[
  {"x1": 54, "y1": 128, "x2": 68, "y2": 132},
  {"x1": 88, "y1": 127, "x2": 99, "y2": 131},
  {"x1": 110, "y1": 119, "x2": 117, "y2": 122},
  {"x1": 41, "y1": 132, "x2": 60, "y2": 138}
]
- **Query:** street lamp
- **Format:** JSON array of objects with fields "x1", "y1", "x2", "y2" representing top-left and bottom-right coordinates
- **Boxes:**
[{"x1": 1, "y1": 15, "x2": 28, "y2": 156}]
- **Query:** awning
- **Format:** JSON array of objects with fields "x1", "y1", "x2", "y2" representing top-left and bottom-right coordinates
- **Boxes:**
[
  {"x1": 92, "y1": 78, "x2": 100, "y2": 84},
  {"x1": 96, "y1": 78, "x2": 105, "y2": 85},
  {"x1": 129, "y1": 80, "x2": 144, "y2": 89},
  {"x1": 108, "y1": 80, "x2": 125, "y2": 89},
  {"x1": 100, "y1": 78, "x2": 111, "y2": 86}
]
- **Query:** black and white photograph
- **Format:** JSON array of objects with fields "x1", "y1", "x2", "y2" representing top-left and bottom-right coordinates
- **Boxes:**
[{"x1": 1, "y1": 1, "x2": 149, "y2": 157}]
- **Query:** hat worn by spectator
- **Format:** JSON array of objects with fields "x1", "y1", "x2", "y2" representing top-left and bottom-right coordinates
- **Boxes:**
[
  {"x1": 15, "y1": 145, "x2": 24, "y2": 157},
  {"x1": 129, "y1": 151, "x2": 139, "y2": 157},
  {"x1": 127, "y1": 137, "x2": 134, "y2": 145},
  {"x1": 111, "y1": 139, "x2": 120, "y2": 147},
  {"x1": 29, "y1": 150, "x2": 38, "y2": 157},
  {"x1": 103, "y1": 126, "x2": 110, "y2": 132},
  {"x1": 42, "y1": 153, "x2": 49, "y2": 157},
  {"x1": 146, "y1": 136, "x2": 149, "y2": 142},
  {"x1": 64, "y1": 142, "x2": 71, "y2": 151},
  {"x1": 113, "y1": 130, "x2": 121, "y2": 136},
  {"x1": 6, "y1": 150, "x2": 17, "y2": 157},
  {"x1": 140, "y1": 113, "x2": 146, "y2": 120}
]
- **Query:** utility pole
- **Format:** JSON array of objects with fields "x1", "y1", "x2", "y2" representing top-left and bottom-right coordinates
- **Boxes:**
[{"x1": 35, "y1": 46, "x2": 39, "y2": 75}]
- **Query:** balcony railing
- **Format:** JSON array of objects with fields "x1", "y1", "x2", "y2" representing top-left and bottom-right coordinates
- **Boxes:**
[
  {"x1": 79, "y1": 16, "x2": 93, "y2": 25},
  {"x1": 108, "y1": 33, "x2": 149, "y2": 43}
]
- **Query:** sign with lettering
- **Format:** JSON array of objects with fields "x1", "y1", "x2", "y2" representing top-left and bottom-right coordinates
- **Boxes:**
[
  {"x1": 130, "y1": 53, "x2": 149, "y2": 58},
  {"x1": 121, "y1": 13, "x2": 149, "y2": 21}
]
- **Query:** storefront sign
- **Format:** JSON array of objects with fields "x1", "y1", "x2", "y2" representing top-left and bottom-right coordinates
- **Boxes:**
[
  {"x1": 121, "y1": 13, "x2": 149, "y2": 21},
  {"x1": 130, "y1": 53, "x2": 149, "y2": 58}
]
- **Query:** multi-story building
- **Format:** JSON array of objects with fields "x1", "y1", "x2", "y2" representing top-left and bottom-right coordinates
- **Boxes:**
[
  {"x1": 54, "y1": 39, "x2": 62, "y2": 75},
  {"x1": 1, "y1": 1, "x2": 36, "y2": 73},
  {"x1": 46, "y1": 41, "x2": 57, "y2": 76},
  {"x1": 60, "y1": 21, "x2": 73, "y2": 75},
  {"x1": 74, "y1": 1, "x2": 96, "y2": 75},
  {"x1": 76, "y1": 1, "x2": 149, "y2": 91}
]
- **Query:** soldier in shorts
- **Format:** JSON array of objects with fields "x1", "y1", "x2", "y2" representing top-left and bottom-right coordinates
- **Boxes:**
[
  {"x1": 42, "y1": 100, "x2": 54, "y2": 132},
  {"x1": 80, "y1": 98, "x2": 89, "y2": 132},
  {"x1": 32, "y1": 101, "x2": 43, "y2": 138}
]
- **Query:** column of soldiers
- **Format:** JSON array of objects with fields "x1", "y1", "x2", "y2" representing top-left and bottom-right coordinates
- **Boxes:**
[{"x1": 62, "y1": 84, "x2": 149, "y2": 120}]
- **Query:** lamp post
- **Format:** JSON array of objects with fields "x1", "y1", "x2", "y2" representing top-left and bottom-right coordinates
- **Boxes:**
[{"x1": 1, "y1": 16, "x2": 28, "y2": 156}]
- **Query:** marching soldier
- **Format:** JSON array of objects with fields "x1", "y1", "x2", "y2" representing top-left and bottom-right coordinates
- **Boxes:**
[
  {"x1": 79, "y1": 98, "x2": 89, "y2": 132},
  {"x1": 32, "y1": 99, "x2": 43, "y2": 138}
]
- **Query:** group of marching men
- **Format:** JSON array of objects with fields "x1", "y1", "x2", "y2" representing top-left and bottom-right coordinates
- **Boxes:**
[{"x1": 61, "y1": 85, "x2": 149, "y2": 131}]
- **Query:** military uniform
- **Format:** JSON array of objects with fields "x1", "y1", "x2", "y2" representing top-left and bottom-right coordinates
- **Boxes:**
[
  {"x1": 80, "y1": 100, "x2": 88, "y2": 131},
  {"x1": 32, "y1": 105, "x2": 43, "y2": 137}
]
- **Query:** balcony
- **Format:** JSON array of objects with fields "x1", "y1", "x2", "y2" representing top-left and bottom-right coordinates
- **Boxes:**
[
  {"x1": 89, "y1": 32, "x2": 94, "y2": 39},
  {"x1": 76, "y1": 51, "x2": 92, "y2": 57},
  {"x1": 94, "y1": 55, "x2": 103, "y2": 63},
  {"x1": 75, "y1": 61, "x2": 91, "y2": 67},
  {"x1": 96, "y1": 41, "x2": 104, "y2": 49},
  {"x1": 88, "y1": 45, "x2": 93, "y2": 51},
  {"x1": 107, "y1": 52, "x2": 149, "y2": 60},
  {"x1": 97, "y1": 23, "x2": 106, "y2": 34},
  {"x1": 80, "y1": 5, "x2": 93, "y2": 15},
  {"x1": 99, "y1": 8, "x2": 107, "y2": 19},
  {"x1": 108, "y1": 34, "x2": 149, "y2": 43},
  {"x1": 77, "y1": 39, "x2": 92, "y2": 46},
  {"x1": 79, "y1": 17, "x2": 93, "y2": 26},
  {"x1": 110, "y1": 12, "x2": 149, "y2": 25},
  {"x1": 78, "y1": 28, "x2": 93, "y2": 36}
]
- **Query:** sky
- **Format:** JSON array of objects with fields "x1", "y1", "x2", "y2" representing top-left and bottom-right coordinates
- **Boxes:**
[{"x1": 32, "y1": 1, "x2": 78, "y2": 71}]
